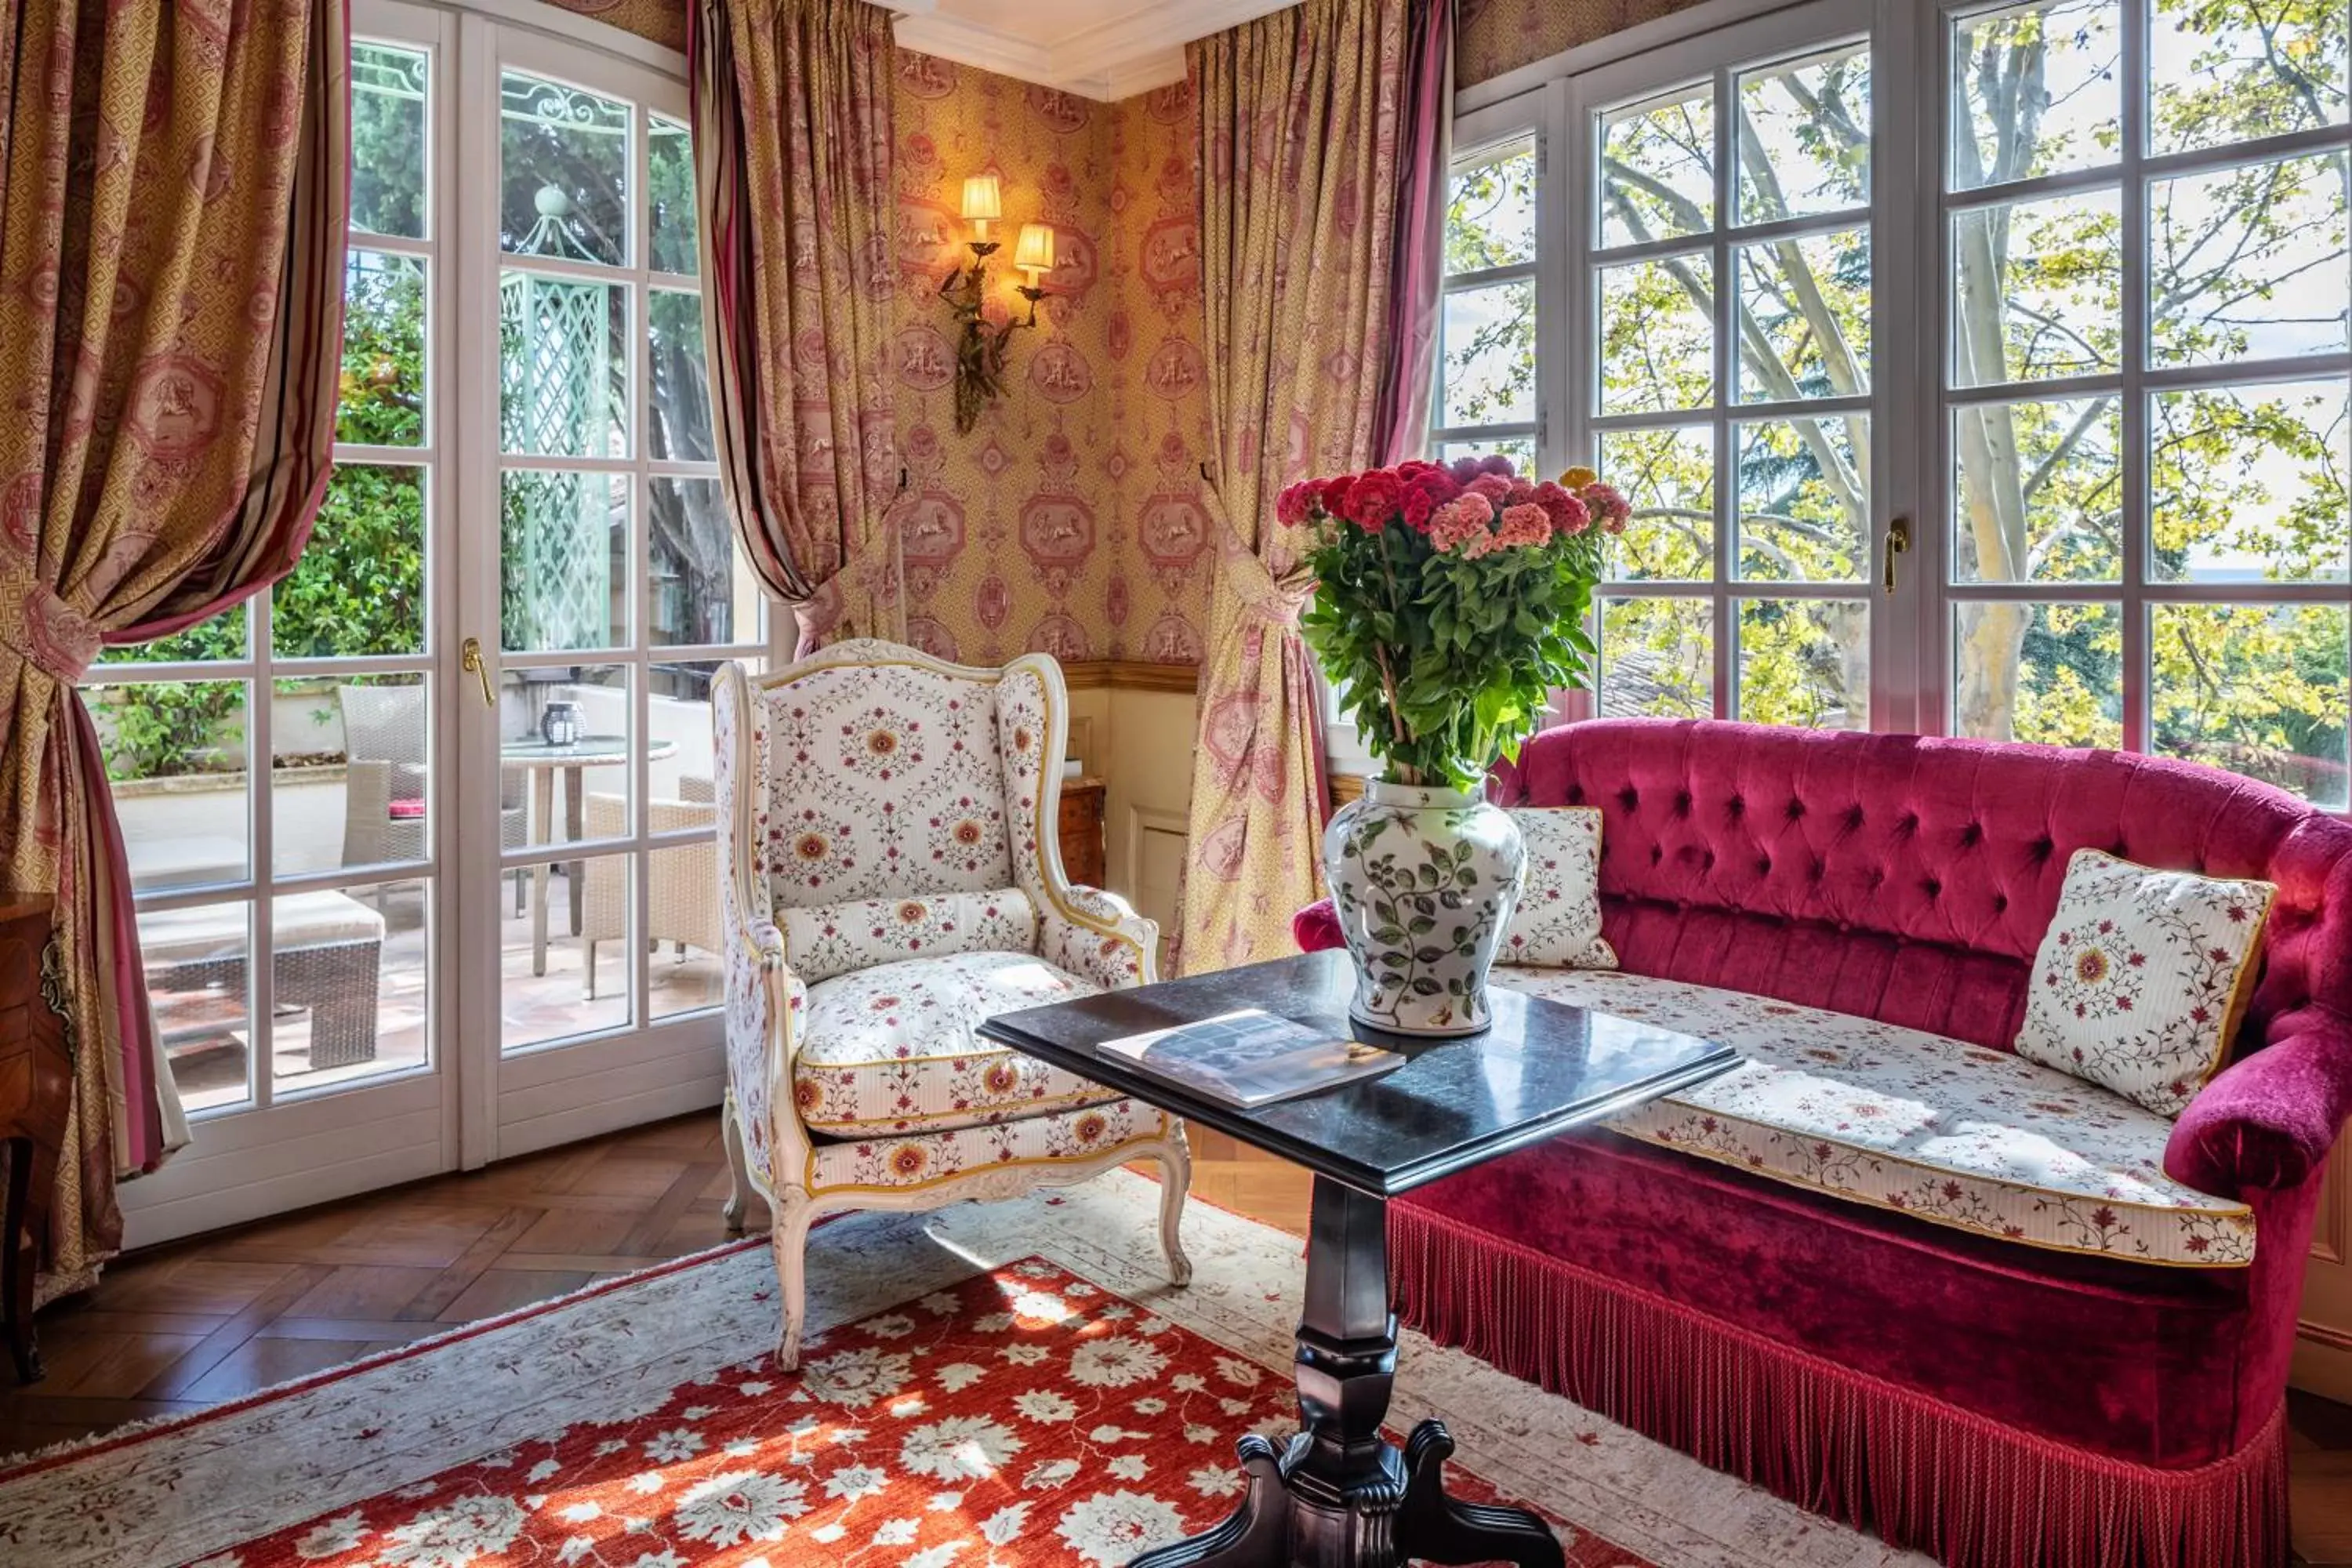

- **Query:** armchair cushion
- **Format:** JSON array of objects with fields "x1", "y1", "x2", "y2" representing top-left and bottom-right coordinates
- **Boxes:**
[
  {"x1": 2169, "y1": 1011, "x2": 2352, "y2": 1199},
  {"x1": 792, "y1": 949, "x2": 1120, "y2": 1136},
  {"x1": 782, "y1": 888, "x2": 1040, "y2": 983}
]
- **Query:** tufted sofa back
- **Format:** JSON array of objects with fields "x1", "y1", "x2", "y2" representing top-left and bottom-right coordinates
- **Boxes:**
[{"x1": 1490, "y1": 719, "x2": 2352, "y2": 1054}]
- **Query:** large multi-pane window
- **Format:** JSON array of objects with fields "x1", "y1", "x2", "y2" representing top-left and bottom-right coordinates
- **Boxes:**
[
  {"x1": 1435, "y1": 0, "x2": 2352, "y2": 808},
  {"x1": 1437, "y1": 139, "x2": 1543, "y2": 470}
]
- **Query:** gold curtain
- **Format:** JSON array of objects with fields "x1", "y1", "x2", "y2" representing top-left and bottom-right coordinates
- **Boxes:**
[
  {"x1": 690, "y1": 0, "x2": 904, "y2": 655},
  {"x1": 0, "y1": 0, "x2": 349, "y2": 1296},
  {"x1": 1178, "y1": 0, "x2": 1424, "y2": 972}
]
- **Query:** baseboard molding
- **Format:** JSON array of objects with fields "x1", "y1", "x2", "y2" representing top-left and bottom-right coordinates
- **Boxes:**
[
  {"x1": 1062, "y1": 660, "x2": 1201, "y2": 694},
  {"x1": 2296, "y1": 1328, "x2": 2352, "y2": 1404}
]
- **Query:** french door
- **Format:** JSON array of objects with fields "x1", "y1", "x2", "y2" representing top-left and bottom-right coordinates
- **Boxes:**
[{"x1": 101, "y1": 2, "x2": 764, "y2": 1245}]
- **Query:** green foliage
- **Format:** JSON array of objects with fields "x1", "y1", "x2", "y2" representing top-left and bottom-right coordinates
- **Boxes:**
[{"x1": 1301, "y1": 487, "x2": 1606, "y2": 791}]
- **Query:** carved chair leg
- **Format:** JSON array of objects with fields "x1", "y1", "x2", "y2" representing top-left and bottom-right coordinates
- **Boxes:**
[
  {"x1": 1158, "y1": 1126, "x2": 1193, "y2": 1289},
  {"x1": 720, "y1": 1094, "x2": 750, "y2": 1232},
  {"x1": 771, "y1": 1189, "x2": 817, "y2": 1373}
]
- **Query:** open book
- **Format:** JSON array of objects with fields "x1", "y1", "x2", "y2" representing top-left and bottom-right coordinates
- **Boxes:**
[{"x1": 1098, "y1": 1009, "x2": 1405, "y2": 1110}]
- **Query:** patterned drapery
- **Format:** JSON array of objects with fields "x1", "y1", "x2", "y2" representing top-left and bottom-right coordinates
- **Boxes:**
[
  {"x1": 689, "y1": 0, "x2": 904, "y2": 655},
  {"x1": 1176, "y1": 0, "x2": 1452, "y2": 973},
  {"x1": 0, "y1": 0, "x2": 349, "y2": 1297}
]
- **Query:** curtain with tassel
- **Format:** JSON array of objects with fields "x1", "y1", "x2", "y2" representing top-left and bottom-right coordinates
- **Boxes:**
[
  {"x1": 688, "y1": 0, "x2": 907, "y2": 656},
  {"x1": 1176, "y1": 0, "x2": 1454, "y2": 973},
  {"x1": 0, "y1": 0, "x2": 349, "y2": 1299}
]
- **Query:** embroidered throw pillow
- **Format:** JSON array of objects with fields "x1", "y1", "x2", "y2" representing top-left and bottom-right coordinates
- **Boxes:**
[
  {"x1": 2015, "y1": 849, "x2": 2274, "y2": 1116},
  {"x1": 1501, "y1": 808, "x2": 1618, "y2": 970}
]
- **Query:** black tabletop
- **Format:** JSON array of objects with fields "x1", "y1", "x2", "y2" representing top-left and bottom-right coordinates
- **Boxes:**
[{"x1": 978, "y1": 949, "x2": 1738, "y2": 1198}]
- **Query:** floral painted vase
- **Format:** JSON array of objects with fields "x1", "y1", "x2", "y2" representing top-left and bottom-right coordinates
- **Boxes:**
[{"x1": 1322, "y1": 779, "x2": 1526, "y2": 1036}]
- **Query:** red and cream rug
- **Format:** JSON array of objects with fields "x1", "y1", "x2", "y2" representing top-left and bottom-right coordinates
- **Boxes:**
[{"x1": 0, "y1": 1172, "x2": 1922, "y2": 1568}]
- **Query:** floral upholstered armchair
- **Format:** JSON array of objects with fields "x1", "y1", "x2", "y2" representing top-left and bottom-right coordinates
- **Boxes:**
[{"x1": 711, "y1": 640, "x2": 1192, "y2": 1368}]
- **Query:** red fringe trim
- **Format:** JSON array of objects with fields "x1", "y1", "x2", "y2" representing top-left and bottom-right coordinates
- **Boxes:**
[{"x1": 1389, "y1": 1204, "x2": 2288, "y2": 1568}]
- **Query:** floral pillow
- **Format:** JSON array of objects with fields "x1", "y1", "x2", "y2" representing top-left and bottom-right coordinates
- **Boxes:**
[
  {"x1": 1500, "y1": 808, "x2": 1617, "y2": 971},
  {"x1": 2014, "y1": 849, "x2": 2275, "y2": 1116}
]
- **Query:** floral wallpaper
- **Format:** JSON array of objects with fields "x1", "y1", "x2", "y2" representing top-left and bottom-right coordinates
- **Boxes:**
[
  {"x1": 1457, "y1": 0, "x2": 1708, "y2": 87},
  {"x1": 887, "y1": 54, "x2": 1209, "y2": 667}
]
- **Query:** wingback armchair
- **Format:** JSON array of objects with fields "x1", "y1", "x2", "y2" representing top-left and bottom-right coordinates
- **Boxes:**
[{"x1": 712, "y1": 640, "x2": 1192, "y2": 1368}]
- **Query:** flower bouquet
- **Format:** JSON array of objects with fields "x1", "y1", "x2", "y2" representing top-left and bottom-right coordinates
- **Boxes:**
[{"x1": 1281, "y1": 454, "x2": 1628, "y2": 1035}]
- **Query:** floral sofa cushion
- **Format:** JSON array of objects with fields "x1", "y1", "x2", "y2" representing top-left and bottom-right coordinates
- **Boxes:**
[
  {"x1": 2015, "y1": 848, "x2": 2275, "y2": 1116},
  {"x1": 1489, "y1": 966, "x2": 2256, "y2": 1267},
  {"x1": 753, "y1": 658, "x2": 1015, "y2": 909},
  {"x1": 791, "y1": 950, "x2": 1121, "y2": 1137},
  {"x1": 1501, "y1": 807, "x2": 1617, "y2": 969},
  {"x1": 803, "y1": 1095, "x2": 1160, "y2": 1194},
  {"x1": 782, "y1": 889, "x2": 1040, "y2": 984}
]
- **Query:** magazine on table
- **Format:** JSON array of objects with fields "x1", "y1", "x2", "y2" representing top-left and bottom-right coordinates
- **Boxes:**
[{"x1": 1098, "y1": 1009, "x2": 1405, "y2": 1109}]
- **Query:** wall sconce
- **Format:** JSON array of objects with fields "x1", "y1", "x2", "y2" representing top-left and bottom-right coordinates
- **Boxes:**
[{"x1": 939, "y1": 173, "x2": 1054, "y2": 434}]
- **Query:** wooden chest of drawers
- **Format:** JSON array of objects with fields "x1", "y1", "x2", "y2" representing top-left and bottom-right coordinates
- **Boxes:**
[
  {"x1": 1057, "y1": 776, "x2": 1107, "y2": 889},
  {"x1": 0, "y1": 895, "x2": 67, "y2": 1383}
]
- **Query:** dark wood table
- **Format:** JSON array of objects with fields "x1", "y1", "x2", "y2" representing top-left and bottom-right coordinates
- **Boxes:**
[
  {"x1": 980, "y1": 949, "x2": 1738, "y2": 1568},
  {"x1": 0, "y1": 895, "x2": 70, "y2": 1385}
]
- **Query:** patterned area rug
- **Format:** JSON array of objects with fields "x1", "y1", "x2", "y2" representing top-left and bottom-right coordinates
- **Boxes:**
[{"x1": 0, "y1": 1171, "x2": 1922, "y2": 1568}]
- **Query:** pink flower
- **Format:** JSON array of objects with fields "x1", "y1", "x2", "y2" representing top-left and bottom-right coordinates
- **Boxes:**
[
  {"x1": 1448, "y1": 456, "x2": 1486, "y2": 484},
  {"x1": 1503, "y1": 481, "x2": 1536, "y2": 508},
  {"x1": 1465, "y1": 474, "x2": 1513, "y2": 505},
  {"x1": 1579, "y1": 481, "x2": 1633, "y2": 535},
  {"x1": 1479, "y1": 454, "x2": 1518, "y2": 477},
  {"x1": 1345, "y1": 470, "x2": 1405, "y2": 528},
  {"x1": 1495, "y1": 503, "x2": 1554, "y2": 548},
  {"x1": 1552, "y1": 492, "x2": 1592, "y2": 535},
  {"x1": 1427, "y1": 494, "x2": 1496, "y2": 554}
]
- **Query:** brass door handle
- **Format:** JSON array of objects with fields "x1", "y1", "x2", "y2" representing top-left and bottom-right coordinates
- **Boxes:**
[
  {"x1": 460, "y1": 637, "x2": 495, "y2": 708},
  {"x1": 1883, "y1": 514, "x2": 1912, "y2": 595}
]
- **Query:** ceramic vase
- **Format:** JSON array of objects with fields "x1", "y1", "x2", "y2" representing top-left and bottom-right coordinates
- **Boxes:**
[{"x1": 1322, "y1": 779, "x2": 1525, "y2": 1037}]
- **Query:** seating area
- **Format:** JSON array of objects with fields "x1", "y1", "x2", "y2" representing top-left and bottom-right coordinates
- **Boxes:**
[{"x1": 9, "y1": 1, "x2": 2352, "y2": 1566}]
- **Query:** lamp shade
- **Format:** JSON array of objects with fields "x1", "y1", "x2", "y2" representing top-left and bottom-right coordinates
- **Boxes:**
[
  {"x1": 960, "y1": 173, "x2": 1003, "y2": 227},
  {"x1": 1013, "y1": 222, "x2": 1056, "y2": 278}
]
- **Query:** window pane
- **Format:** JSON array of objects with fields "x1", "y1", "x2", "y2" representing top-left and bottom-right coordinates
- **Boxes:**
[
  {"x1": 1951, "y1": 187, "x2": 2122, "y2": 386},
  {"x1": 1952, "y1": 601, "x2": 2123, "y2": 746},
  {"x1": 1599, "y1": 87, "x2": 1714, "y2": 247},
  {"x1": 96, "y1": 604, "x2": 246, "y2": 666},
  {"x1": 500, "y1": 274, "x2": 627, "y2": 458},
  {"x1": 648, "y1": 289, "x2": 713, "y2": 461},
  {"x1": 508, "y1": 854, "x2": 633, "y2": 1051},
  {"x1": 651, "y1": 478, "x2": 757, "y2": 645},
  {"x1": 501, "y1": 71, "x2": 630, "y2": 266},
  {"x1": 271, "y1": 877, "x2": 430, "y2": 1093},
  {"x1": 284, "y1": 674, "x2": 430, "y2": 877},
  {"x1": 1436, "y1": 436, "x2": 1536, "y2": 470},
  {"x1": 1952, "y1": 395, "x2": 2122, "y2": 583},
  {"x1": 1600, "y1": 425, "x2": 1715, "y2": 580},
  {"x1": 1737, "y1": 227, "x2": 1870, "y2": 401},
  {"x1": 1949, "y1": 0, "x2": 2122, "y2": 191},
  {"x1": 139, "y1": 899, "x2": 252, "y2": 1113},
  {"x1": 339, "y1": 250, "x2": 426, "y2": 447},
  {"x1": 2151, "y1": 603, "x2": 2350, "y2": 808},
  {"x1": 350, "y1": 42, "x2": 428, "y2": 240},
  {"x1": 1737, "y1": 597, "x2": 1868, "y2": 728},
  {"x1": 2150, "y1": 0, "x2": 2349, "y2": 157},
  {"x1": 2151, "y1": 152, "x2": 2350, "y2": 368},
  {"x1": 276, "y1": 465, "x2": 426, "y2": 658},
  {"x1": 648, "y1": 112, "x2": 699, "y2": 276},
  {"x1": 2152, "y1": 378, "x2": 2350, "y2": 583},
  {"x1": 100, "y1": 681, "x2": 252, "y2": 891},
  {"x1": 1601, "y1": 597, "x2": 1714, "y2": 716},
  {"x1": 501, "y1": 664, "x2": 633, "y2": 848},
  {"x1": 1440, "y1": 280, "x2": 1537, "y2": 427},
  {"x1": 1448, "y1": 141, "x2": 1537, "y2": 268},
  {"x1": 1735, "y1": 416, "x2": 1868, "y2": 583},
  {"x1": 1737, "y1": 42, "x2": 1871, "y2": 225},
  {"x1": 503, "y1": 470, "x2": 628, "y2": 652},
  {"x1": 1599, "y1": 252, "x2": 1715, "y2": 413},
  {"x1": 648, "y1": 840, "x2": 724, "y2": 1022}
]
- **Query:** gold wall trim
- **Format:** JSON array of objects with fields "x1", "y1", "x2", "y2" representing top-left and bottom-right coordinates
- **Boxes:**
[{"x1": 1062, "y1": 660, "x2": 1203, "y2": 694}]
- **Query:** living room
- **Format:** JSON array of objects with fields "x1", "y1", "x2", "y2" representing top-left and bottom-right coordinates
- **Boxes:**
[{"x1": 2, "y1": 0, "x2": 2350, "y2": 1563}]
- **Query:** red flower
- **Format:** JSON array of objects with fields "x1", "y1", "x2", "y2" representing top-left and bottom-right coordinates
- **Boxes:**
[
  {"x1": 1275, "y1": 481, "x2": 1315, "y2": 526},
  {"x1": 1345, "y1": 470, "x2": 1404, "y2": 528},
  {"x1": 1401, "y1": 487, "x2": 1438, "y2": 530},
  {"x1": 1321, "y1": 474, "x2": 1357, "y2": 517}
]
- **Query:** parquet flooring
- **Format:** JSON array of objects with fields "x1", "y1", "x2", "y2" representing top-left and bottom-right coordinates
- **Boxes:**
[{"x1": 2, "y1": 1116, "x2": 2347, "y2": 1563}]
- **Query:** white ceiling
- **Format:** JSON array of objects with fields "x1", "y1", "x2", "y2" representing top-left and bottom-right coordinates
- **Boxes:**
[{"x1": 891, "y1": 0, "x2": 1293, "y2": 102}]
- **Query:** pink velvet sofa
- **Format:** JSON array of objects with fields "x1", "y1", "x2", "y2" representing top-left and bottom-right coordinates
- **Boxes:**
[{"x1": 1294, "y1": 718, "x2": 2352, "y2": 1568}]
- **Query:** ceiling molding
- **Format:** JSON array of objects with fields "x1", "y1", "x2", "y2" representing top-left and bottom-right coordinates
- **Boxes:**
[{"x1": 892, "y1": 0, "x2": 1288, "y2": 103}]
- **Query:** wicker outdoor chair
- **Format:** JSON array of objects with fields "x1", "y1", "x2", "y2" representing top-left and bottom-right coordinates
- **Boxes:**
[
  {"x1": 337, "y1": 684, "x2": 529, "y2": 906},
  {"x1": 579, "y1": 789, "x2": 725, "y2": 1000}
]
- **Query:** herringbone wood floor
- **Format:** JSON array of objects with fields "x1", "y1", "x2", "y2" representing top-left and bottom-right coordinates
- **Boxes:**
[{"x1": 2, "y1": 1116, "x2": 2348, "y2": 1563}]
